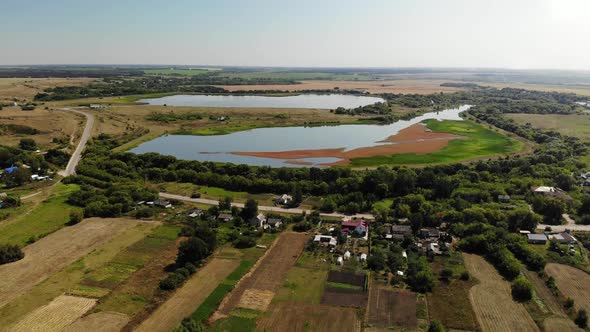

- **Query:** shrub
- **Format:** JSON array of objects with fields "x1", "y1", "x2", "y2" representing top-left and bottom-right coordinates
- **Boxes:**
[
  {"x1": 185, "y1": 263, "x2": 197, "y2": 274},
  {"x1": 135, "y1": 207, "x2": 155, "y2": 219},
  {"x1": 565, "y1": 297, "x2": 575, "y2": 310},
  {"x1": 292, "y1": 221, "x2": 312, "y2": 232},
  {"x1": 440, "y1": 268, "x2": 453, "y2": 281},
  {"x1": 176, "y1": 267, "x2": 190, "y2": 278},
  {"x1": 511, "y1": 276, "x2": 533, "y2": 302},
  {"x1": 460, "y1": 271, "x2": 470, "y2": 281},
  {"x1": 575, "y1": 309, "x2": 588, "y2": 328},
  {"x1": 68, "y1": 210, "x2": 83, "y2": 225},
  {"x1": 428, "y1": 320, "x2": 446, "y2": 332},
  {"x1": 159, "y1": 272, "x2": 187, "y2": 290},
  {"x1": 233, "y1": 235, "x2": 256, "y2": 249},
  {"x1": 0, "y1": 244, "x2": 24, "y2": 265}
]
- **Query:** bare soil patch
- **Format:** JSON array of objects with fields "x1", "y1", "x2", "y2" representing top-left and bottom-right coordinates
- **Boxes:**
[
  {"x1": 463, "y1": 254, "x2": 539, "y2": 332},
  {"x1": 217, "y1": 80, "x2": 465, "y2": 95},
  {"x1": 545, "y1": 263, "x2": 590, "y2": 312},
  {"x1": 8, "y1": 295, "x2": 97, "y2": 332},
  {"x1": 0, "y1": 218, "x2": 137, "y2": 309},
  {"x1": 367, "y1": 287, "x2": 417, "y2": 329},
  {"x1": 65, "y1": 311, "x2": 130, "y2": 332},
  {"x1": 214, "y1": 232, "x2": 308, "y2": 317},
  {"x1": 233, "y1": 123, "x2": 464, "y2": 166},
  {"x1": 236, "y1": 289, "x2": 275, "y2": 311},
  {"x1": 135, "y1": 258, "x2": 239, "y2": 332},
  {"x1": 321, "y1": 288, "x2": 367, "y2": 308},
  {"x1": 327, "y1": 271, "x2": 367, "y2": 288},
  {"x1": 257, "y1": 302, "x2": 361, "y2": 332}
]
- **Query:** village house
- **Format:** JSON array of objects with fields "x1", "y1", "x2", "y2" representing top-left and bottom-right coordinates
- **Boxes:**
[
  {"x1": 266, "y1": 217, "x2": 282, "y2": 229},
  {"x1": 89, "y1": 104, "x2": 105, "y2": 109},
  {"x1": 527, "y1": 233, "x2": 548, "y2": 244},
  {"x1": 250, "y1": 213, "x2": 266, "y2": 228},
  {"x1": 531, "y1": 186, "x2": 572, "y2": 201},
  {"x1": 187, "y1": 208, "x2": 203, "y2": 218},
  {"x1": 313, "y1": 234, "x2": 337, "y2": 248},
  {"x1": 498, "y1": 194, "x2": 511, "y2": 203},
  {"x1": 341, "y1": 218, "x2": 368, "y2": 237},
  {"x1": 217, "y1": 213, "x2": 233, "y2": 222},
  {"x1": 153, "y1": 199, "x2": 172, "y2": 208},
  {"x1": 274, "y1": 194, "x2": 293, "y2": 205},
  {"x1": 548, "y1": 232, "x2": 577, "y2": 244},
  {"x1": 419, "y1": 228, "x2": 440, "y2": 239}
]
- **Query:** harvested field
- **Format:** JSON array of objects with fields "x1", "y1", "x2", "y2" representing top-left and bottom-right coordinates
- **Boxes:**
[
  {"x1": 236, "y1": 289, "x2": 275, "y2": 311},
  {"x1": 135, "y1": 258, "x2": 239, "y2": 332},
  {"x1": 321, "y1": 287, "x2": 367, "y2": 308},
  {"x1": 463, "y1": 254, "x2": 539, "y2": 332},
  {"x1": 0, "y1": 218, "x2": 137, "y2": 309},
  {"x1": 0, "y1": 77, "x2": 95, "y2": 101},
  {"x1": 545, "y1": 263, "x2": 590, "y2": 312},
  {"x1": 543, "y1": 317, "x2": 584, "y2": 332},
  {"x1": 522, "y1": 269, "x2": 565, "y2": 316},
  {"x1": 65, "y1": 311, "x2": 130, "y2": 332},
  {"x1": 507, "y1": 113, "x2": 590, "y2": 141},
  {"x1": 327, "y1": 271, "x2": 367, "y2": 288},
  {"x1": 367, "y1": 287, "x2": 417, "y2": 329},
  {"x1": 233, "y1": 123, "x2": 463, "y2": 166},
  {"x1": 215, "y1": 232, "x2": 308, "y2": 317},
  {"x1": 257, "y1": 302, "x2": 361, "y2": 332},
  {"x1": 217, "y1": 79, "x2": 466, "y2": 94},
  {"x1": 8, "y1": 295, "x2": 96, "y2": 332}
]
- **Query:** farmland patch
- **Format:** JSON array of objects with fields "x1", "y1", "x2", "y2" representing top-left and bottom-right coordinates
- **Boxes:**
[{"x1": 367, "y1": 287, "x2": 417, "y2": 329}]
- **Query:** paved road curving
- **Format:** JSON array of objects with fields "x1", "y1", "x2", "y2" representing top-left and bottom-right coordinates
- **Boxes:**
[
  {"x1": 57, "y1": 108, "x2": 95, "y2": 177},
  {"x1": 159, "y1": 192, "x2": 374, "y2": 219}
]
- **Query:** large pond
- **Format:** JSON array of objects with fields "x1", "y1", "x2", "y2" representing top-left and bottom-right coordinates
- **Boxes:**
[
  {"x1": 131, "y1": 105, "x2": 471, "y2": 167},
  {"x1": 138, "y1": 94, "x2": 385, "y2": 109}
]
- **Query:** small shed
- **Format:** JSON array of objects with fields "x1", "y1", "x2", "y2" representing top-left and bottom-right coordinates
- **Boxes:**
[
  {"x1": 343, "y1": 251, "x2": 351, "y2": 260},
  {"x1": 359, "y1": 253, "x2": 367, "y2": 262},
  {"x1": 527, "y1": 233, "x2": 548, "y2": 244},
  {"x1": 336, "y1": 256, "x2": 344, "y2": 265}
]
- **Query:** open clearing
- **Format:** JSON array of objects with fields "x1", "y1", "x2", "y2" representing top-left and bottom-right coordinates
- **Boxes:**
[
  {"x1": 135, "y1": 258, "x2": 239, "y2": 332},
  {"x1": 545, "y1": 263, "x2": 590, "y2": 312},
  {"x1": 367, "y1": 287, "x2": 417, "y2": 329},
  {"x1": 258, "y1": 302, "x2": 361, "y2": 332},
  {"x1": 0, "y1": 218, "x2": 137, "y2": 309},
  {"x1": 463, "y1": 253, "x2": 539, "y2": 332},
  {"x1": 214, "y1": 232, "x2": 308, "y2": 317},
  {"x1": 0, "y1": 77, "x2": 95, "y2": 101},
  {"x1": 8, "y1": 295, "x2": 96, "y2": 332},
  {"x1": 543, "y1": 317, "x2": 584, "y2": 332},
  {"x1": 65, "y1": 311, "x2": 130, "y2": 332},
  {"x1": 217, "y1": 79, "x2": 466, "y2": 94},
  {"x1": 506, "y1": 113, "x2": 590, "y2": 140}
]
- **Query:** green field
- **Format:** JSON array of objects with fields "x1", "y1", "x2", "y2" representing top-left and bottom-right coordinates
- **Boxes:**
[
  {"x1": 350, "y1": 119, "x2": 523, "y2": 167},
  {"x1": 506, "y1": 113, "x2": 590, "y2": 140},
  {"x1": 80, "y1": 224, "x2": 180, "y2": 306},
  {"x1": 274, "y1": 267, "x2": 327, "y2": 304},
  {"x1": 222, "y1": 71, "x2": 376, "y2": 81},
  {"x1": 0, "y1": 184, "x2": 80, "y2": 246},
  {"x1": 144, "y1": 69, "x2": 211, "y2": 76}
]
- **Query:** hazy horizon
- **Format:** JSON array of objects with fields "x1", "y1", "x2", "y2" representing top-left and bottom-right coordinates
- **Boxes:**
[{"x1": 2, "y1": 0, "x2": 590, "y2": 70}]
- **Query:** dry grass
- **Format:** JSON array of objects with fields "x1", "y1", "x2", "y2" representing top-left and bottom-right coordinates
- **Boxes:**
[
  {"x1": 463, "y1": 254, "x2": 539, "y2": 332},
  {"x1": 543, "y1": 317, "x2": 584, "y2": 332},
  {"x1": 135, "y1": 258, "x2": 239, "y2": 332},
  {"x1": 236, "y1": 289, "x2": 275, "y2": 311},
  {"x1": 258, "y1": 302, "x2": 361, "y2": 332},
  {"x1": 545, "y1": 263, "x2": 590, "y2": 312},
  {"x1": 8, "y1": 295, "x2": 97, "y2": 332},
  {"x1": 0, "y1": 107, "x2": 83, "y2": 148},
  {"x1": 367, "y1": 287, "x2": 417, "y2": 329},
  {"x1": 0, "y1": 218, "x2": 138, "y2": 309},
  {"x1": 0, "y1": 78, "x2": 95, "y2": 101},
  {"x1": 65, "y1": 311, "x2": 130, "y2": 332},
  {"x1": 217, "y1": 79, "x2": 466, "y2": 94}
]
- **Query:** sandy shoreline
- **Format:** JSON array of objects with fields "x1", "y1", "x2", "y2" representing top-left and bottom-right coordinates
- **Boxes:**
[{"x1": 232, "y1": 123, "x2": 464, "y2": 166}]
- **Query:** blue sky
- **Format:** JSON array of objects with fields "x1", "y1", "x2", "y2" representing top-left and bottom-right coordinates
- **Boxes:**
[{"x1": 2, "y1": 0, "x2": 590, "y2": 69}]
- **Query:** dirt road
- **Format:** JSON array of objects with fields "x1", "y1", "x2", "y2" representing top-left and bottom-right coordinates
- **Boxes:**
[{"x1": 159, "y1": 192, "x2": 374, "y2": 220}]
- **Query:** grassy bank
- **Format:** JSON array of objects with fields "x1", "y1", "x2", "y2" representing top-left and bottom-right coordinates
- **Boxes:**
[
  {"x1": 0, "y1": 183, "x2": 80, "y2": 246},
  {"x1": 350, "y1": 119, "x2": 523, "y2": 167}
]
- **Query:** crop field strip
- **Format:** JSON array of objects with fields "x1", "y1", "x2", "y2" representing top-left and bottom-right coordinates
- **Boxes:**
[
  {"x1": 463, "y1": 254, "x2": 539, "y2": 332},
  {"x1": 8, "y1": 295, "x2": 96, "y2": 332},
  {"x1": 367, "y1": 287, "x2": 417, "y2": 329},
  {"x1": 0, "y1": 218, "x2": 137, "y2": 309},
  {"x1": 545, "y1": 263, "x2": 590, "y2": 313}
]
